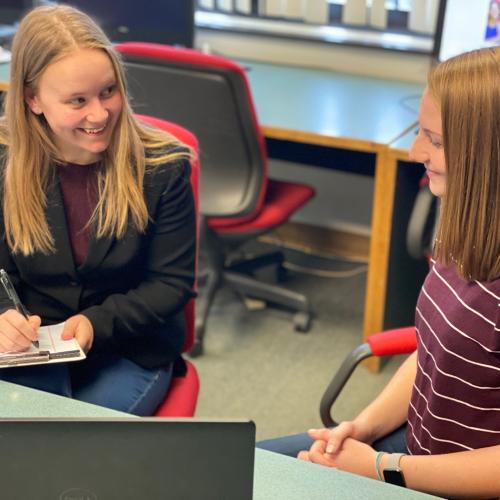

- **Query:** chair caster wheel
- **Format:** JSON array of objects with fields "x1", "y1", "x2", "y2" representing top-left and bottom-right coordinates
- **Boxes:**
[
  {"x1": 189, "y1": 340, "x2": 204, "y2": 358},
  {"x1": 293, "y1": 312, "x2": 311, "y2": 333}
]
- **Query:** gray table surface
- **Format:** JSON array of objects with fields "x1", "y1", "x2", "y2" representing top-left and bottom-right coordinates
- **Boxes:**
[
  {"x1": 390, "y1": 112, "x2": 420, "y2": 148},
  {"x1": 0, "y1": 380, "x2": 440, "y2": 499},
  {"x1": 0, "y1": 61, "x2": 8, "y2": 82},
  {"x1": 243, "y1": 59, "x2": 423, "y2": 145}
]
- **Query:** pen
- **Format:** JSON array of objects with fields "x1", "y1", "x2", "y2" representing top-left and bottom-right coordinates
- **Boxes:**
[{"x1": 0, "y1": 269, "x2": 39, "y2": 348}]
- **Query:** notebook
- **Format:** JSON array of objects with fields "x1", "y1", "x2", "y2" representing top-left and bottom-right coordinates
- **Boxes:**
[
  {"x1": 0, "y1": 418, "x2": 256, "y2": 500},
  {"x1": 0, "y1": 322, "x2": 85, "y2": 368}
]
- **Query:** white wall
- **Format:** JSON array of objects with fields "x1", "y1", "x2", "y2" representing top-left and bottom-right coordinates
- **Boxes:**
[{"x1": 195, "y1": 28, "x2": 432, "y2": 83}]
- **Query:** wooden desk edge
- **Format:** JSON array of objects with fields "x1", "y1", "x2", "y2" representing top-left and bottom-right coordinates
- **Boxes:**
[
  {"x1": 261, "y1": 125, "x2": 383, "y2": 154},
  {"x1": 389, "y1": 147, "x2": 412, "y2": 161}
]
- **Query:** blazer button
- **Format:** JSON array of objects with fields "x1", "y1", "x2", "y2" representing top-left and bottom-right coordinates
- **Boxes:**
[{"x1": 69, "y1": 280, "x2": 79, "y2": 287}]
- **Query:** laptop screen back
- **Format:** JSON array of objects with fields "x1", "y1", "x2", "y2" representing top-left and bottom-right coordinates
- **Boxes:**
[{"x1": 0, "y1": 418, "x2": 255, "y2": 500}]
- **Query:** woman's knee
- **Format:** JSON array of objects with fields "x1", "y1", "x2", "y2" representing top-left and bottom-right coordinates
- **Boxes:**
[{"x1": 71, "y1": 353, "x2": 173, "y2": 415}]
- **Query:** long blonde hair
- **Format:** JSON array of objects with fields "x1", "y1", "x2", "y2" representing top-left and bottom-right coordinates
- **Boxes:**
[
  {"x1": 0, "y1": 5, "x2": 187, "y2": 255},
  {"x1": 429, "y1": 47, "x2": 500, "y2": 282}
]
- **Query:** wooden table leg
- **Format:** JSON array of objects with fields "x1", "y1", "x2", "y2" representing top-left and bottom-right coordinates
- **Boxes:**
[{"x1": 362, "y1": 147, "x2": 398, "y2": 373}]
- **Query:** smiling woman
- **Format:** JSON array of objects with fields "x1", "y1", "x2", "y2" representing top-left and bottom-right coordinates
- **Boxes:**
[
  {"x1": 25, "y1": 48, "x2": 123, "y2": 165},
  {"x1": 257, "y1": 46, "x2": 500, "y2": 499},
  {"x1": 0, "y1": 5, "x2": 197, "y2": 416},
  {"x1": 409, "y1": 90, "x2": 446, "y2": 197}
]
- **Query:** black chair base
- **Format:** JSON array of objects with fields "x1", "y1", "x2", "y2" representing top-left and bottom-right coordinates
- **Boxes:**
[
  {"x1": 191, "y1": 265, "x2": 312, "y2": 358},
  {"x1": 190, "y1": 221, "x2": 313, "y2": 358},
  {"x1": 226, "y1": 249, "x2": 284, "y2": 274},
  {"x1": 225, "y1": 270, "x2": 310, "y2": 323}
]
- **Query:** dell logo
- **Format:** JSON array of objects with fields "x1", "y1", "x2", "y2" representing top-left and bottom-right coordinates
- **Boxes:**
[{"x1": 59, "y1": 488, "x2": 97, "y2": 500}]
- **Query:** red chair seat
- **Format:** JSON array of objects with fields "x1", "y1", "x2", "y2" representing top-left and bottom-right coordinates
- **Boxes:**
[
  {"x1": 209, "y1": 180, "x2": 315, "y2": 233},
  {"x1": 154, "y1": 361, "x2": 200, "y2": 417}
]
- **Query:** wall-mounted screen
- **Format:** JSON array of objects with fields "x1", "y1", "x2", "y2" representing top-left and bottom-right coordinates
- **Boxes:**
[
  {"x1": 434, "y1": 0, "x2": 500, "y2": 61},
  {"x1": 0, "y1": 0, "x2": 32, "y2": 25},
  {"x1": 61, "y1": 0, "x2": 195, "y2": 48}
]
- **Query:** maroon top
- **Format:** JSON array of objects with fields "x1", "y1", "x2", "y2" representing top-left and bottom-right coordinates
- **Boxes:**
[
  {"x1": 57, "y1": 162, "x2": 100, "y2": 267},
  {"x1": 407, "y1": 259, "x2": 500, "y2": 455}
]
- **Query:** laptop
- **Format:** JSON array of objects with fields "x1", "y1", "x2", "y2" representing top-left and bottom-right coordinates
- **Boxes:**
[{"x1": 0, "y1": 418, "x2": 255, "y2": 500}]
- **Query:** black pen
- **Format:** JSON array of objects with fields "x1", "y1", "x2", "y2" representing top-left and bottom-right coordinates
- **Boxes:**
[{"x1": 0, "y1": 269, "x2": 39, "y2": 348}]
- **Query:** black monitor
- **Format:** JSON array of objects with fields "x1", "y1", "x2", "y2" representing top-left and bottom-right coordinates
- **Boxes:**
[
  {"x1": 61, "y1": 0, "x2": 195, "y2": 48},
  {"x1": 434, "y1": 0, "x2": 500, "y2": 61},
  {"x1": 0, "y1": 0, "x2": 33, "y2": 25}
]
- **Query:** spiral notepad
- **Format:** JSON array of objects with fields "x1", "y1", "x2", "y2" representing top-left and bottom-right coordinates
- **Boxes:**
[{"x1": 0, "y1": 322, "x2": 85, "y2": 368}]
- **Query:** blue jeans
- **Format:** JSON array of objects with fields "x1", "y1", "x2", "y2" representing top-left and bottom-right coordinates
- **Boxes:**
[
  {"x1": 257, "y1": 424, "x2": 408, "y2": 457},
  {"x1": 0, "y1": 352, "x2": 172, "y2": 416}
]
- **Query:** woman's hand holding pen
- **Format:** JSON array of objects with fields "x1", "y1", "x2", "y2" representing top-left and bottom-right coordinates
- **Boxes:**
[
  {"x1": 0, "y1": 309, "x2": 40, "y2": 353},
  {"x1": 61, "y1": 314, "x2": 94, "y2": 354}
]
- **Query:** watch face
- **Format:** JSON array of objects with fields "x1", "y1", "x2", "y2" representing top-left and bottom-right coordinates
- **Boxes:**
[{"x1": 383, "y1": 469, "x2": 406, "y2": 487}]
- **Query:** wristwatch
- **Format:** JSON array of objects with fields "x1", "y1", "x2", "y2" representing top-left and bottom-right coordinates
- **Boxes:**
[{"x1": 383, "y1": 453, "x2": 407, "y2": 487}]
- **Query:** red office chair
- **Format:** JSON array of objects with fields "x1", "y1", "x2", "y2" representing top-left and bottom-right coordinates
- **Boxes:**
[
  {"x1": 319, "y1": 326, "x2": 417, "y2": 427},
  {"x1": 117, "y1": 43, "x2": 315, "y2": 357},
  {"x1": 133, "y1": 114, "x2": 200, "y2": 417}
]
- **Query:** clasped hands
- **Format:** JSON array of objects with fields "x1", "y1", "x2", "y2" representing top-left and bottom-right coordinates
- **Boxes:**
[
  {"x1": 0, "y1": 310, "x2": 94, "y2": 354},
  {"x1": 297, "y1": 422, "x2": 378, "y2": 480}
]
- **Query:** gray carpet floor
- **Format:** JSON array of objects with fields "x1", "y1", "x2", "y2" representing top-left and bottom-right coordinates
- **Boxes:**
[{"x1": 190, "y1": 244, "x2": 408, "y2": 441}]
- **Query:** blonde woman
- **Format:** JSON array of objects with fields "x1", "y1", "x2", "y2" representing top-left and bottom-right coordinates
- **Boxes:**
[
  {"x1": 0, "y1": 5, "x2": 196, "y2": 414},
  {"x1": 259, "y1": 47, "x2": 500, "y2": 498}
]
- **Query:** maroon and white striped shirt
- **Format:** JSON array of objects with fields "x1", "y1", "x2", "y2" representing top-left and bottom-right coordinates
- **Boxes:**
[{"x1": 406, "y1": 260, "x2": 500, "y2": 455}]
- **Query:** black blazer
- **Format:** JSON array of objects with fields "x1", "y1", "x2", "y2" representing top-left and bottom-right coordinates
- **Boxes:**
[{"x1": 0, "y1": 157, "x2": 196, "y2": 369}]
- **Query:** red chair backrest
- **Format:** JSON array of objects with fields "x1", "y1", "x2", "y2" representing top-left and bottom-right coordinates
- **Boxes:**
[
  {"x1": 134, "y1": 114, "x2": 199, "y2": 353},
  {"x1": 117, "y1": 42, "x2": 267, "y2": 223}
]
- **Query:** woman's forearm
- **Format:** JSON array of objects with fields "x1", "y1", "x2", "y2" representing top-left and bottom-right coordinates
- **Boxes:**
[{"x1": 384, "y1": 446, "x2": 500, "y2": 498}]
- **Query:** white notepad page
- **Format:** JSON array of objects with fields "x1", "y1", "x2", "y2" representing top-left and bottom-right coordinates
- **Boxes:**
[
  {"x1": 0, "y1": 322, "x2": 85, "y2": 367},
  {"x1": 37, "y1": 323, "x2": 83, "y2": 356}
]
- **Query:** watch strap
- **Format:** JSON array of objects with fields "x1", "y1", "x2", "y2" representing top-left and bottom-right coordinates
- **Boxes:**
[
  {"x1": 385, "y1": 452, "x2": 406, "y2": 471},
  {"x1": 374, "y1": 451, "x2": 386, "y2": 481}
]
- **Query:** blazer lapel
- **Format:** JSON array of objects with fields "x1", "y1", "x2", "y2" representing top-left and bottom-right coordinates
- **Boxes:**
[
  {"x1": 45, "y1": 177, "x2": 78, "y2": 278},
  {"x1": 79, "y1": 233, "x2": 114, "y2": 272}
]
